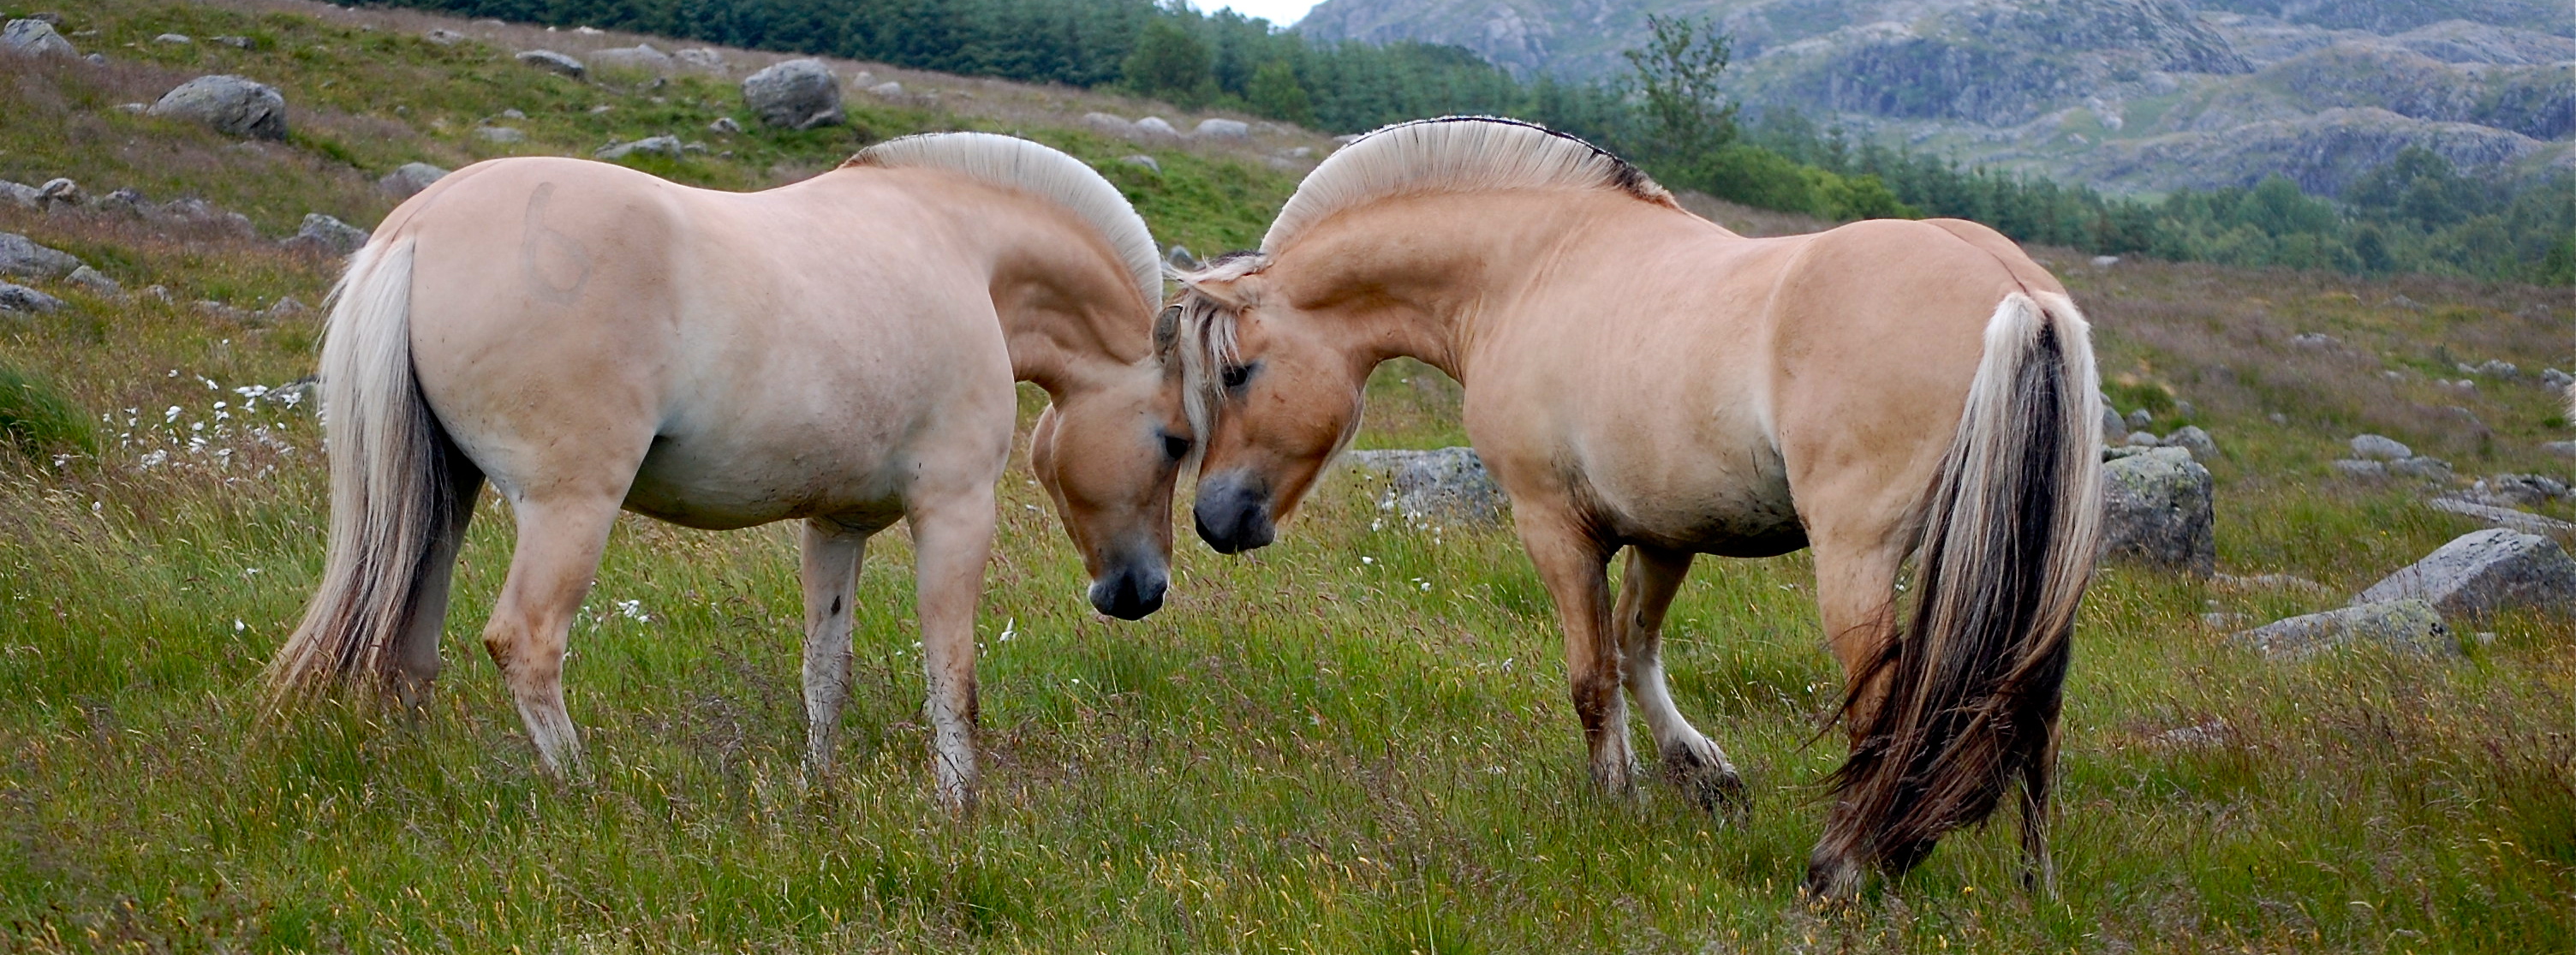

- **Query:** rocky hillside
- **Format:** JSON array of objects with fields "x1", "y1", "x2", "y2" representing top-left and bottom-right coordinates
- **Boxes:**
[{"x1": 1296, "y1": 0, "x2": 2575, "y2": 194}]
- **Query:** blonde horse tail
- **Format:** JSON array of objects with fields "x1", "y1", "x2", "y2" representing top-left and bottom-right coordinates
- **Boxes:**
[
  {"x1": 1816, "y1": 290, "x2": 2103, "y2": 892},
  {"x1": 266, "y1": 238, "x2": 472, "y2": 706}
]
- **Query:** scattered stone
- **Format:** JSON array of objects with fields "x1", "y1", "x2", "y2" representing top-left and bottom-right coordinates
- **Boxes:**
[
  {"x1": 422, "y1": 27, "x2": 464, "y2": 45},
  {"x1": 0, "y1": 232, "x2": 82, "y2": 280},
  {"x1": 147, "y1": 75, "x2": 288, "y2": 140},
  {"x1": 1278, "y1": 146, "x2": 1314, "y2": 159},
  {"x1": 1344, "y1": 447, "x2": 1507, "y2": 526},
  {"x1": 2424, "y1": 497, "x2": 2576, "y2": 537},
  {"x1": 0, "y1": 180, "x2": 37, "y2": 209},
  {"x1": 2150, "y1": 719, "x2": 2230, "y2": 748},
  {"x1": 1134, "y1": 116, "x2": 1180, "y2": 140},
  {"x1": 210, "y1": 36, "x2": 252, "y2": 49},
  {"x1": 2349, "y1": 434, "x2": 2412, "y2": 461},
  {"x1": 590, "y1": 43, "x2": 671, "y2": 73},
  {"x1": 742, "y1": 58, "x2": 843, "y2": 129},
  {"x1": 2330, "y1": 459, "x2": 2388, "y2": 479},
  {"x1": 281, "y1": 213, "x2": 369, "y2": 257},
  {"x1": 475, "y1": 125, "x2": 525, "y2": 143},
  {"x1": 515, "y1": 49, "x2": 585, "y2": 79},
  {"x1": 587, "y1": 104, "x2": 613, "y2": 115},
  {"x1": 2543, "y1": 368, "x2": 2573, "y2": 391},
  {"x1": 194, "y1": 299, "x2": 252, "y2": 323},
  {"x1": 2163, "y1": 426, "x2": 2218, "y2": 460},
  {"x1": 36, "y1": 177, "x2": 81, "y2": 206},
  {"x1": 94, "y1": 188, "x2": 148, "y2": 214},
  {"x1": 499, "y1": 108, "x2": 526, "y2": 119},
  {"x1": 1119, "y1": 153, "x2": 1159, "y2": 173},
  {"x1": 1166, "y1": 244, "x2": 1198, "y2": 270},
  {"x1": 2175, "y1": 400, "x2": 2197, "y2": 419},
  {"x1": 2098, "y1": 405, "x2": 2125, "y2": 443},
  {"x1": 867, "y1": 81, "x2": 903, "y2": 98},
  {"x1": 674, "y1": 47, "x2": 724, "y2": 72},
  {"x1": 2, "y1": 18, "x2": 75, "y2": 57},
  {"x1": 2358, "y1": 528, "x2": 2576, "y2": 620},
  {"x1": 64, "y1": 265, "x2": 119, "y2": 296},
  {"x1": 2437, "y1": 378, "x2": 2478, "y2": 395},
  {"x1": 594, "y1": 134, "x2": 683, "y2": 160},
  {"x1": 2125, "y1": 431, "x2": 2160, "y2": 446},
  {"x1": 1082, "y1": 112, "x2": 1134, "y2": 137},
  {"x1": 2458, "y1": 359, "x2": 2519, "y2": 379},
  {"x1": 0, "y1": 282, "x2": 65, "y2": 313},
  {"x1": 707, "y1": 116, "x2": 742, "y2": 134},
  {"x1": 2090, "y1": 254, "x2": 2120, "y2": 268},
  {"x1": 377, "y1": 162, "x2": 447, "y2": 198},
  {"x1": 2099, "y1": 445, "x2": 2215, "y2": 576},
  {"x1": 2233, "y1": 599, "x2": 2454, "y2": 658},
  {"x1": 263, "y1": 295, "x2": 308, "y2": 319},
  {"x1": 1194, "y1": 117, "x2": 1250, "y2": 140},
  {"x1": 2544, "y1": 441, "x2": 2576, "y2": 458},
  {"x1": 154, "y1": 33, "x2": 191, "y2": 44},
  {"x1": 2388, "y1": 456, "x2": 2454, "y2": 481},
  {"x1": 2460, "y1": 474, "x2": 2567, "y2": 508},
  {"x1": 2198, "y1": 612, "x2": 2249, "y2": 630},
  {"x1": 2289, "y1": 332, "x2": 2337, "y2": 349},
  {"x1": 2125, "y1": 409, "x2": 2152, "y2": 429},
  {"x1": 2387, "y1": 295, "x2": 2421, "y2": 310}
]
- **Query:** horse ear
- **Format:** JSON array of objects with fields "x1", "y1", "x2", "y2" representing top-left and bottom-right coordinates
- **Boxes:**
[
  {"x1": 1153, "y1": 305, "x2": 1183, "y2": 361},
  {"x1": 1180, "y1": 272, "x2": 1255, "y2": 310}
]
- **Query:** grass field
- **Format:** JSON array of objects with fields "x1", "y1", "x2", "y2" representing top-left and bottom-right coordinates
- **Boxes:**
[{"x1": 4, "y1": 1, "x2": 2575, "y2": 951}]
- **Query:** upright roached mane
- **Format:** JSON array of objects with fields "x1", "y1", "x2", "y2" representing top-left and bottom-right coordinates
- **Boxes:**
[
  {"x1": 848, "y1": 132, "x2": 1164, "y2": 305},
  {"x1": 1261, "y1": 116, "x2": 1676, "y2": 254}
]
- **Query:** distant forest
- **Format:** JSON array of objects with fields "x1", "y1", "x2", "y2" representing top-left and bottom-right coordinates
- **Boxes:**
[{"x1": 369, "y1": 0, "x2": 2574, "y2": 285}]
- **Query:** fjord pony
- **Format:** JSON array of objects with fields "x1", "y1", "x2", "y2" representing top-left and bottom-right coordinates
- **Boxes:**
[
  {"x1": 271, "y1": 134, "x2": 1190, "y2": 809},
  {"x1": 1170, "y1": 117, "x2": 2102, "y2": 897}
]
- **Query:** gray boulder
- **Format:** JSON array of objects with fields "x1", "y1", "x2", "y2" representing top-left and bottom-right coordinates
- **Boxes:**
[
  {"x1": 0, "y1": 232, "x2": 81, "y2": 280},
  {"x1": 1194, "y1": 117, "x2": 1252, "y2": 140},
  {"x1": 423, "y1": 28, "x2": 465, "y2": 45},
  {"x1": 2163, "y1": 425, "x2": 2218, "y2": 460},
  {"x1": 65, "y1": 265, "x2": 119, "y2": 296},
  {"x1": 674, "y1": 48, "x2": 726, "y2": 72},
  {"x1": 2, "y1": 19, "x2": 75, "y2": 57},
  {"x1": 2350, "y1": 433, "x2": 2412, "y2": 460},
  {"x1": 2461, "y1": 473, "x2": 2567, "y2": 508},
  {"x1": 1121, "y1": 154, "x2": 1160, "y2": 174},
  {"x1": 147, "y1": 75, "x2": 288, "y2": 140},
  {"x1": 2543, "y1": 368, "x2": 2573, "y2": 391},
  {"x1": 742, "y1": 58, "x2": 842, "y2": 129},
  {"x1": 2233, "y1": 599, "x2": 2454, "y2": 658},
  {"x1": 2426, "y1": 497, "x2": 2576, "y2": 537},
  {"x1": 594, "y1": 134, "x2": 683, "y2": 160},
  {"x1": 1083, "y1": 112, "x2": 1136, "y2": 137},
  {"x1": 1134, "y1": 116, "x2": 1181, "y2": 140},
  {"x1": 281, "y1": 213, "x2": 369, "y2": 257},
  {"x1": 2331, "y1": 459, "x2": 2387, "y2": 479},
  {"x1": 2125, "y1": 409, "x2": 2153, "y2": 429},
  {"x1": 36, "y1": 177, "x2": 80, "y2": 206},
  {"x1": 707, "y1": 116, "x2": 742, "y2": 134},
  {"x1": 2098, "y1": 405, "x2": 2125, "y2": 443},
  {"x1": 1344, "y1": 446, "x2": 1507, "y2": 527},
  {"x1": 589, "y1": 43, "x2": 672, "y2": 73},
  {"x1": 515, "y1": 50, "x2": 586, "y2": 79},
  {"x1": 0, "y1": 282, "x2": 65, "y2": 314},
  {"x1": 2388, "y1": 456, "x2": 2454, "y2": 481},
  {"x1": 2546, "y1": 441, "x2": 2576, "y2": 458},
  {"x1": 476, "y1": 126, "x2": 526, "y2": 143},
  {"x1": 377, "y1": 162, "x2": 447, "y2": 198},
  {"x1": 2356, "y1": 528, "x2": 2576, "y2": 620},
  {"x1": 2099, "y1": 445, "x2": 2215, "y2": 576},
  {"x1": 0, "y1": 180, "x2": 38, "y2": 209}
]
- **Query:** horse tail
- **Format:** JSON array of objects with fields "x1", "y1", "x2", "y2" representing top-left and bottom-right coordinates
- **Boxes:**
[
  {"x1": 1818, "y1": 290, "x2": 2103, "y2": 887},
  {"x1": 266, "y1": 238, "x2": 468, "y2": 704}
]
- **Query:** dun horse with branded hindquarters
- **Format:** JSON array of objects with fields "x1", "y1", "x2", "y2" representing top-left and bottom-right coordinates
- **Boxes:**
[
  {"x1": 269, "y1": 133, "x2": 1194, "y2": 809},
  {"x1": 1167, "y1": 117, "x2": 2103, "y2": 898}
]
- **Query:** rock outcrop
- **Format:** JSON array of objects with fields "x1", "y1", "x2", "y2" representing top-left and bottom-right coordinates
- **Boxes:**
[
  {"x1": 1343, "y1": 447, "x2": 1508, "y2": 527},
  {"x1": 147, "y1": 75, "x2": 288, "y2": 140},
  {"x1": 2355, "y1": 528, "x2": 2576, "y2": 620},
  {"x1": 2100, "y1": 445, "x2": 2214, "y2": 575},
  {"x1": 2232, "y1": 599, "x2": 2454, "y2": 657},
  {"x1": 742, "y1": 59, "x2": 843, "y2": 129}
]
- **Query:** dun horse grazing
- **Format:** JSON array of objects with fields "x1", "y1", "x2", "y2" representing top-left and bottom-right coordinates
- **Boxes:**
[
  {"x1": 1169, "y1": 117, "x2": 2103, "y2": 897},
  {"x1": 270, "y1": 133, "x2": 1191, "y2": 809}
]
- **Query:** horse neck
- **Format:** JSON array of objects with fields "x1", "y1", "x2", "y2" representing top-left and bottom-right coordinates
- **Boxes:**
[
  {"x1": 1268, "y1": 189, "x2": 1674, "y2": 384},
  {"x1": 957, "y1": 190, "x2": 1154, "y2": 398}
]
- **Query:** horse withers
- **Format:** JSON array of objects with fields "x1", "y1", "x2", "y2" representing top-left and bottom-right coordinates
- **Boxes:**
[
  {"x1": 268, "y1": 134, "x2": 1191, "y2": 809},
  {"x1": 1168, "y1": 117, "x2": 2103, "y2": 898}
]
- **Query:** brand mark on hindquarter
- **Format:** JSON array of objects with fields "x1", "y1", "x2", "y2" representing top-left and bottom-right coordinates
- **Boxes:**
[{"x1": 522, "y1": 182, "x2": 592, "y2": 304}]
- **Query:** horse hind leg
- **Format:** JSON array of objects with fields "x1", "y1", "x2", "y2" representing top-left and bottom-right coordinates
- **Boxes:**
[
  {"x1": 1615, "y1": 546, "x2": 1746, "y2": 817},
  {"x1": 799, "y1": 519, "x2": 869, "y2": 772},
  {"x1": 1802, "y1": 536, "x2": 1905, "y2": 902},
  {"x1": 479, "y1": 493, "x2": 624, "y2": 774},
  {"x1": 389, "y1": 445, "x2": 486, "y2": 707}
]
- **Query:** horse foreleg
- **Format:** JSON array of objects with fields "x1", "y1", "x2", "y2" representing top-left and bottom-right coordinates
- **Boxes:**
[
  {"x1": 799, "y1": 519, "x2": 869, "y2": 772},
  {"x1": 1516, "y1": 512, "x2": 1630, "y2": 793},
  {"x1": 1615, "y1": 546, "x2": 1745, "y2": 816},
  {"x1": 480, "y1": 494, "x2": 623, "y2": 776},
  {"x1": 908, "y1": 488, "x2": 996, "y2": 813},
  {"x1": 1804, "y1": 538, "x2": 1905, "y2": 901}
]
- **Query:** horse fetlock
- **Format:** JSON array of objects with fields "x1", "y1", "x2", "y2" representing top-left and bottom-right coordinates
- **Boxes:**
[
  {"x1": 1800, "y1": 851, "x2": 1865, "y2": 904},
  {"x1": 1661, "y1": 737, "x2": 1748, "y2": 818}
]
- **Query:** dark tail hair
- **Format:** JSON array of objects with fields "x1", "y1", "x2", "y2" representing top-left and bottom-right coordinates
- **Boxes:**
[
  {"x1": 265, "y1": 239, "x2": 474, "y2": 705},
  {"x1": 1814, "y1": 292, "x2": 2104, "y2": 890}
]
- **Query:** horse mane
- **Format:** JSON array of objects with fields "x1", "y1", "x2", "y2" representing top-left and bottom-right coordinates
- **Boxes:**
[
  {"x1": 846, "y1": 133, "x2": 1162, "y2": 305},
  {"x1": 1261, "y1": 116, "x2": 1675, "y2": 254}
]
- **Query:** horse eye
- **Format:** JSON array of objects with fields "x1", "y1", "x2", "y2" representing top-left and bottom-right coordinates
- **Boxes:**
[
  {"x1": 1220, "y1": 363, "x2": 1253, "y2": 390},
  {"x1": 1161, "y1": 433, "x2": 1193, "y2": 459}
]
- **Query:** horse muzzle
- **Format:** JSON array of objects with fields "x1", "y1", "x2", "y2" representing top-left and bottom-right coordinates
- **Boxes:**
[
  {"x1": 1193, "y1": 474, "x2": 1277, "y2": 554},
  {"x1": 1088, "y1": 559, "x2": 1168, "y2": 620}
]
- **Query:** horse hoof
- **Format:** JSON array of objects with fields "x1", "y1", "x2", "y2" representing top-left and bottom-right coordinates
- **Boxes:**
[
  {"x1": 1661, "y1": 743, "x2": 1748, "y2": 820},
  {"x1": 1801, "y1": 856, "x2": 1863, "y2": 905}
]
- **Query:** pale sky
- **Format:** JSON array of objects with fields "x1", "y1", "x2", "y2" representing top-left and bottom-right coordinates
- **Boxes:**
[{"x1": 1209, "y1": 0, "x2": 1326, "y2": 27}]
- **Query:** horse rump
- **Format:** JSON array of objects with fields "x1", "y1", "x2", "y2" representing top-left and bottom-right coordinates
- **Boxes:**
[{"x1": 1810, "y1": 291, "x2": 2103, "y2": 897}]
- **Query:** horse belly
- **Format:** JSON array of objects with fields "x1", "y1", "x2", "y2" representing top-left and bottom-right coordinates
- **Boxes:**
[{"x1": 622, "y1": 433, "x2": 907, "y2": 531}]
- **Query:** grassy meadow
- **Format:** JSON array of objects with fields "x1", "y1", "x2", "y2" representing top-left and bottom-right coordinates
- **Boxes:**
[{"x1": 4, "y1": 0, "x2": 2575, "y2": 950}]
